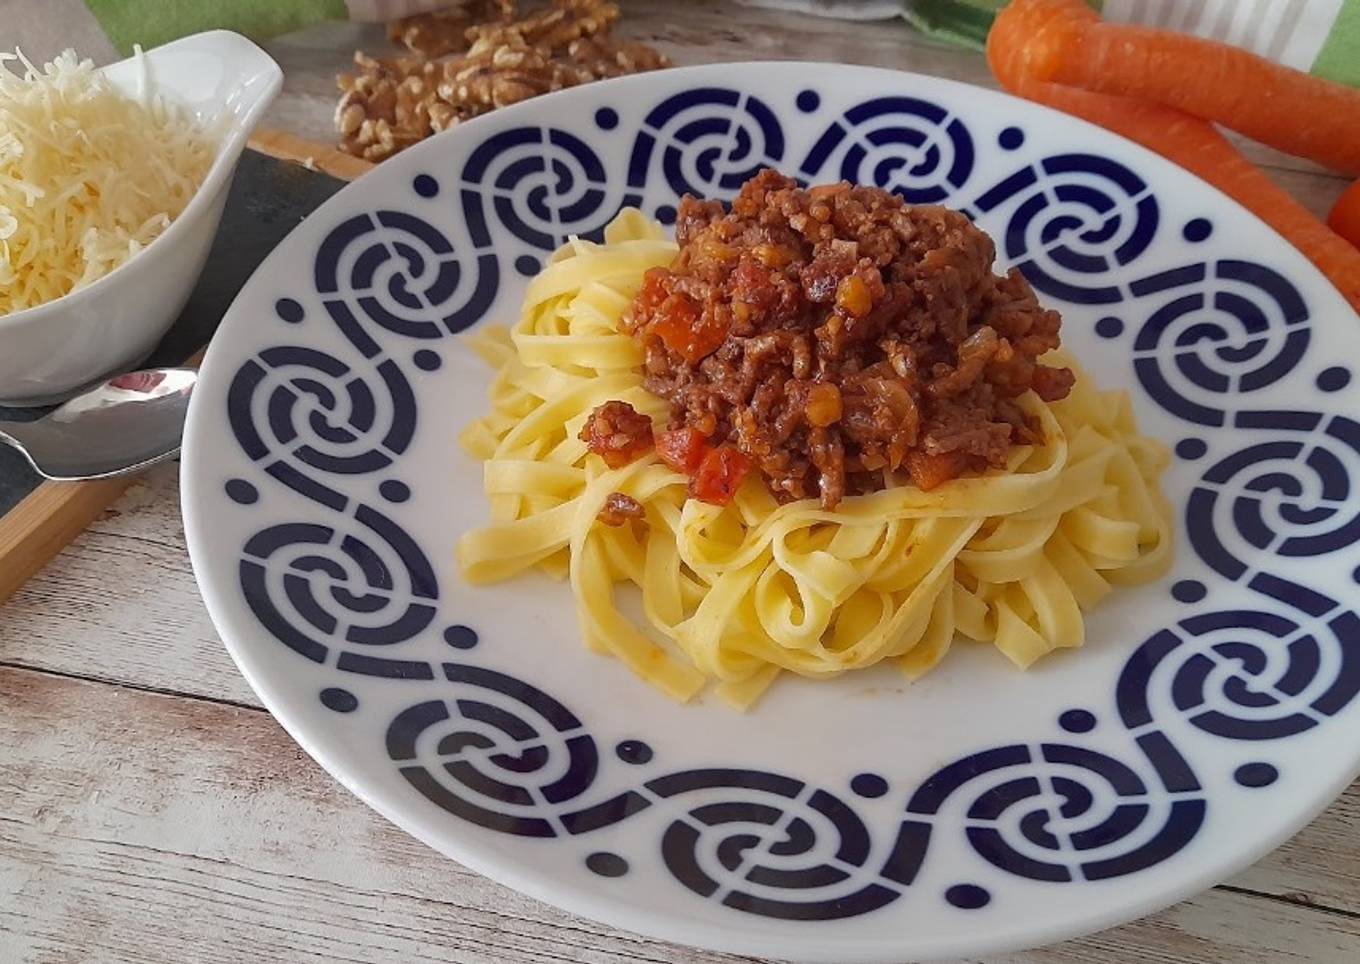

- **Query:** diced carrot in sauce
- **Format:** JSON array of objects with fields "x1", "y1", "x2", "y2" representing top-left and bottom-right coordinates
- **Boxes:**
[
  {"x1": 690, "y1": 446, "x2": 751, "y2": 506},
  {"x1": 656, "y1": 426, "x2": 710, "y2": 474},
  {"x1": 752, "y1": 243, "x2": 795, "y2": 268},
  {"x1": 804, "y1": 382, "x2": 843, "y2": 427},
  {"x1": 835, "y1": 275, "x2": 873, "y2": 318}
]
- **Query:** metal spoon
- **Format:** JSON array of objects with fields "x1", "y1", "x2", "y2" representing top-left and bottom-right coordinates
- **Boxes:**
[{"x1": 0, "y1": 368, "x2": 198, "y2": 481}]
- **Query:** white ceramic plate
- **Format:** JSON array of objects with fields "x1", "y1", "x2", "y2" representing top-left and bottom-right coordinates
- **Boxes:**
[{"x1": 182, "y1": 63, "x2": 1360, "y2": 962}]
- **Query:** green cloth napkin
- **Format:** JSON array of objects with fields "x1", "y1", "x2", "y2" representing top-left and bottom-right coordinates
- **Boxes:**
[
  {"x1": 84, "y1": 0, "x2": 352, "y2": 54},
  {"x1": 6, "y1": 0, "x2": 449, "y2": 65}
]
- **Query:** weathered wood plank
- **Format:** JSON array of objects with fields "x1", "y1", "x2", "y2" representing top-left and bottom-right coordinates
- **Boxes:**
[
  {"x1": 0, "y1": 477, "x2": 134, "y2": 609},
  {"x1": 4, "y1": 666, "x2": 1358, "y2": 964},
  {"x1": 0, "y1": 666, "x2": 756, "y2": 964},
  {"x1": 997, "y1": 888, "x2": 1360, "y2": 964},
  {"x1": 0, "y1": 467, "x2": 260, "y2": 708}
]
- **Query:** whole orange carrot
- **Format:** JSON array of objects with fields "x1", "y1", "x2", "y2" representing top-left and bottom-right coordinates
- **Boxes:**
[
  {"x1": 988, "y1": 0, "x2": 1360, "y2": 313},
  {"x1": 987, "y1": 0, "x2": 1098, "y2": 96},
  {"x1": 1016, "y1": 0, "x2": 1360, "y2": 175},
  {"x1": 1329, "y1": 181, "x2": 1360, "y2": 252}
]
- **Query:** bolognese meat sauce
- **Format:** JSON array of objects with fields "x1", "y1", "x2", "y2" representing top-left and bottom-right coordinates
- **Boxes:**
[{"x1": 586, "y1": 170, "x2": 1074, "y2": 508}]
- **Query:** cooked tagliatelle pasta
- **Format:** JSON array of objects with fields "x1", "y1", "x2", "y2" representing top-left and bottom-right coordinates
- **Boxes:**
[{"x1": 457, "y1": 209, "x2": 1173, "y2": 708}]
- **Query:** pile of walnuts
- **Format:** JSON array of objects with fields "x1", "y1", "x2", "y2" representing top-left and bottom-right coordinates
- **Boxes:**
[{"x1": 336, "y1": 0, "x2": 669, "y2": 161}]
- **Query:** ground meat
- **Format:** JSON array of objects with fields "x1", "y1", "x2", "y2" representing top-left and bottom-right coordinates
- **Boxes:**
[
  {"x1": 621, "y1": 169, "x2": 1073, "y2": 509},
  {"x1": 596, "y1": 492, "x2": 645, "y2": 526},
  {"x1": 579, "y1": 400, "x2": 653, "y2": 469}
]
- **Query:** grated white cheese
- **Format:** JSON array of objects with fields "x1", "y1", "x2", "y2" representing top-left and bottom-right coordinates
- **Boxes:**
[{"x1": 0, "y1": 48, "x2": 215, "y2": 316}]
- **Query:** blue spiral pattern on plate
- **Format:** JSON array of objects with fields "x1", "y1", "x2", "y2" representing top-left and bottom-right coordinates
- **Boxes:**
[
  {"x1": 973, "y1": 153, "x2": 1158, "y2": 305},
  {"x1": 219, "y1": 84, "x2": 1360, "y2": 921},
  {"x1": 627, "y1": 88, "x2": 785, "y2": 205},
  {"x1": 800, "y1": 95, "x2": 974, "y2": 203},
  {"x1": 461, "y1": 126, "x2": 619, "y2": 249}
]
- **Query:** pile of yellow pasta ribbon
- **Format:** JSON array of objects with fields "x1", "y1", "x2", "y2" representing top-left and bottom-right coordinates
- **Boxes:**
[{"x1": 457, "y1": 210, "x2": 1173, "y2": 709}]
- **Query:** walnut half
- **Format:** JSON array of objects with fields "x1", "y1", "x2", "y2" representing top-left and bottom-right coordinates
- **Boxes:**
[
  {"x1": 387, "y1": 0, "x2": 515, "y2": 58},
  {"x1": 338, "y1": 0, "x2": 668, "y2": 162}
]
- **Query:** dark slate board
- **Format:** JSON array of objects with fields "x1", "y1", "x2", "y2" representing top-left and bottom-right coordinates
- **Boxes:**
[{"x1": 0, "y1": 150, "x2": 347, "y2": 518}]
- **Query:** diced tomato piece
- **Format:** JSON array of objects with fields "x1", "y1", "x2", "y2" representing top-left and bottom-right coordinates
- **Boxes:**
[
  {"x1": 649, "y1": 293, "x2": 728, "y2": 364},
  {"x1": 655, "y1": 427, "x2": 710, "y2": 474},
  {"x1": 904, "y1": 451, "x2": 961, "y2": 491},
  {"x1": 689, "y1": 446, "x2": 751, "y2": 506},
  {"x1": 633, "y1": 269, "x2": 669, "y2": 314},
  {"x1": 626, "y1": 269, "x2": 669, "y2": 335}
]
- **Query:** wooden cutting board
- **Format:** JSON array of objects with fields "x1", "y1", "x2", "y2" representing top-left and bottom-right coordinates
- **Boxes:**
[{"x1": 0, "y1": 131, "x2": 374, "y2": 606}]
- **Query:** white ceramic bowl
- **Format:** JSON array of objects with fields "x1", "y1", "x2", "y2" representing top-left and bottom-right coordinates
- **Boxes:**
[{"x1": 0, "y1": 31, "x2": 281, "y2": 405}]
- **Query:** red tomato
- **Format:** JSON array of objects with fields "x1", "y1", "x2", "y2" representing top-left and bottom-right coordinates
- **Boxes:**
[
  {"x1": 690, "y1": 446, "x2": 751, "y2": 506},
  {"x1": 649, "y1": 293, "x2": 727, "y2": 364},
  {"x1": 632, "y1": 269, "x2": 669, "y2": 317},
  {"x1": 655, "y1": 427, "x2": 710, "y2": 474}
]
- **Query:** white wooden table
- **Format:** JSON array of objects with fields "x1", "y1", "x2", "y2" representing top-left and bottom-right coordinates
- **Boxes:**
[{"x1": 3, "y1": 3, "x2": 1358, "y2": 961}]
